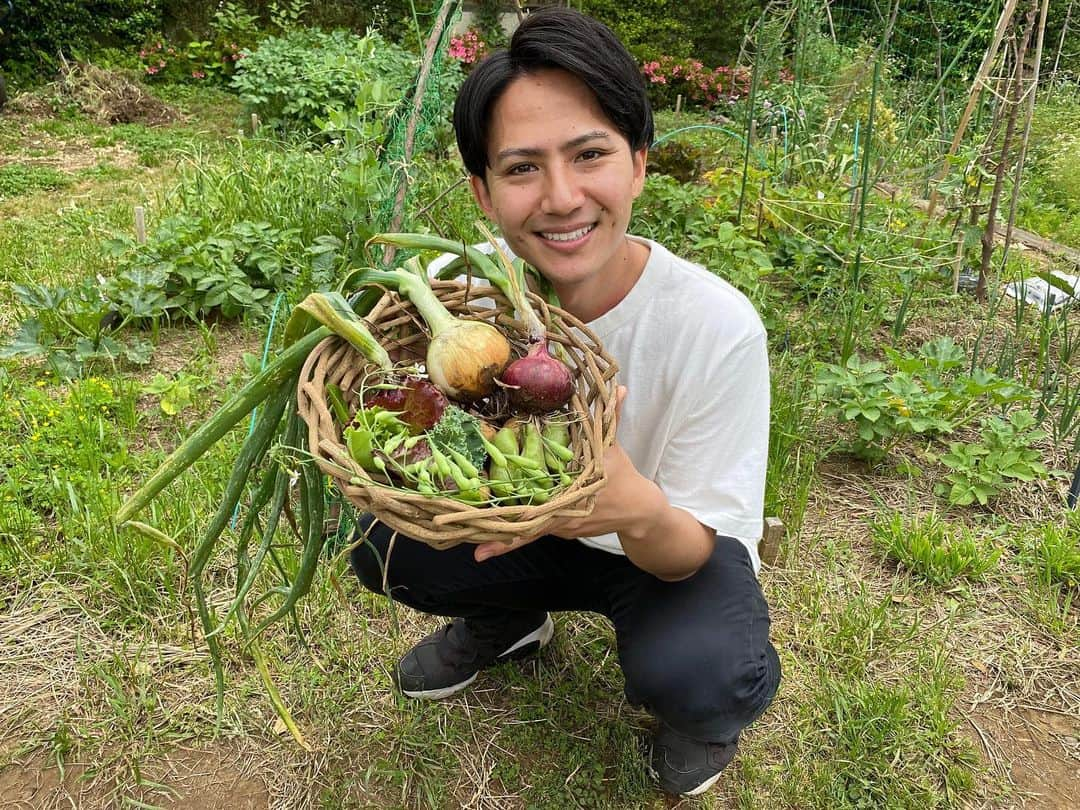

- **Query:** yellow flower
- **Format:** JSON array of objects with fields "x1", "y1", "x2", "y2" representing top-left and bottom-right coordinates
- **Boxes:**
[{"x1": 887, "y1": 395, "x2": 910, "y2": 417}]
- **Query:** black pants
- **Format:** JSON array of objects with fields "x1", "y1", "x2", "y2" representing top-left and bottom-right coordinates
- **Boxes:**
[{"x1": 350, "y1": 516, "x2": 781, "y2": 743}]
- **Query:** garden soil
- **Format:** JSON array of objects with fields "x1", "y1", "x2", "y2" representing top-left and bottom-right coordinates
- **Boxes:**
[{"x1": 0, "y1": 746, "x2": 270, "y2": 809}]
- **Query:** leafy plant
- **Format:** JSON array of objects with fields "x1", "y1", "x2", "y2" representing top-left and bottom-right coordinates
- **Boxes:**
[
  {"x1": 0, "y1": 281, "x2": 152, "y2": 379},
  {"x1": 693, "y1": 219, "x2": 774, "y2": 293},
  {"x1": 816, "y1": 355, "x2": 946, "y2": 459},
  {"x1": 141, "y1": 371, "x2": 208, "y2": 416},
  {"x1": 0, "y1": 164, "x2": 72, "y2": 199},
  {"x1": 870, "y1": 510, "x2": 1001, "y2": 585},
  {"x1": 105, "y1": 215, "x2": 306, "y2": 320},
  {"x1": 0, "y1": 376, "x2": 136, "y2": 536},
  {"x1": 816, "y1": 338, "x2": 1034, "y2": 461},
  {"x1": 230, "y1": 28, "x2": 414, "y2": 132},
  {"x1": 936, "y1": 411, "x2": 1052, "y2": 506}
]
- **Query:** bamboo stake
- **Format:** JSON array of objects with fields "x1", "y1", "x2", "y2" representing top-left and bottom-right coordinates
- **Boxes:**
[
  {"x1": 927, "y1": 0, "x2": 1019, "y2": 218},
  {"x1": 134, "y1": 205, "x2": 146, "y2": 244},
  {"x1": 1051, "y1": 0, "x2": 1075, "y2": 81},
  {"x1": 1000, "y1": 0, "x2": 1051, "y2": 269},
  {"x1": 977, "y1": 0, "x2": 1040, "y2": 302}
]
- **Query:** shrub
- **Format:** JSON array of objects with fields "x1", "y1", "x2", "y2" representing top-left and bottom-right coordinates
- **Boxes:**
[
  {"x1": 138, "y1": 36, "x2": 247, "y2": 84},
  {"x1": 642, "y1": 56, "x2": 757, "y2": 110},
  {"x1": 1, "y1": 0, "x2": 162, "y2": 78},
  {"x1": 447, "y1": 28, "x2": 489, "y2": 68},
  {"x1": 230, "y1": 28, "x2": 414, "y2": 132},
  {"x1": 582, "y1": 0, "x2": 765, "y2": 66}
]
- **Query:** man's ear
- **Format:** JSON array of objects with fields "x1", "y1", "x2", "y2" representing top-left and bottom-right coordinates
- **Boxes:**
[
  {"x1": 631, "y1": 147, "x2": 648, "y2": 199},
  {"x1": 469, "y1": 173, "x2": 495, "y2": 218}
]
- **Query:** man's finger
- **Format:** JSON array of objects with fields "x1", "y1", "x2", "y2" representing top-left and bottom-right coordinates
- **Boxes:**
[
  {"x1": 474, "y1": 537, "x2": 521, "y2": 562},
  {"x1": 614, "y1": 385, "x2": 627, "y2": 424}
]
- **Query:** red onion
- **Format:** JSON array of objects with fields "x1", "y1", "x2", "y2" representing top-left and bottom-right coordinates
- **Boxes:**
[{"x1": 501, "y1": 339, "x2": 573, "y2": 413}]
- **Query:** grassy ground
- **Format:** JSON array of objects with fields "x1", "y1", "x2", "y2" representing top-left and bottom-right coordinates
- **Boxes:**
[{"x1": 0, "y1": 84, "x2": 1077, "y2": 810}]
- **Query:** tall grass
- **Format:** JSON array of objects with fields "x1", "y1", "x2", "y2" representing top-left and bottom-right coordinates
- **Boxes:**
[{"x1": 765, "y1": 352, "x2": 819, "y2": 546}]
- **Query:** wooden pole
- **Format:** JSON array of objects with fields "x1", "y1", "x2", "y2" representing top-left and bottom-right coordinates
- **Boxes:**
[
  {"x1": 675, "y1": 94, "x2": 683, "y2": 116},
  {"x1": 134, "y1": 205, "x2": 146, "y2": 245},
  {"x1": 977, "y1": 0, "x2": 1039, "y2": 302},
  {"x1": 759, "y1": 516, "x2": 785, "y2": 566},
  {"x1": 1000, "y1": 0, "x2": 1051, "y2": 266},
  {"x1": 1051, "y1": 0, "x2": 1075, "y2": 81},
  {"x1": 926, "y1": 0, "x2": 1019, "y2": 218},
  {"x1": 250, "y1": 112, "x2": 260, "y2": 133}
]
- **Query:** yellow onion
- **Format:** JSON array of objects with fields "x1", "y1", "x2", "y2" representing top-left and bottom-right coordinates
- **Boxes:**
[
  {"x1": 427, "y1": 319, "x2": 511, "y2": 401},
  {"x1": 347, "y1": 260, "x2": 511, "y2": 402}
]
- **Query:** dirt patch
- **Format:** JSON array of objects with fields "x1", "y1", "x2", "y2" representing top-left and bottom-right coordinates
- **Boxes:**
[
  {"x1": 967, "y1": 707, "x2": 1080, "y2": 809},
  {"x1": 0, "y1": 745, "x2": 271, "y2": 809},
  {"x1": 0, "y1": 134, "x2": 139, "y2": 172}
]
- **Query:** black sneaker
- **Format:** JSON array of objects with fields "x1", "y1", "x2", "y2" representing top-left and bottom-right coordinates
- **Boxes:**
[
  {"x1": 648, "y1": 722, "x2": 738, "y2": 796},
  {"x1": 393, "y1": 612, "x2": 554, "y2": 700}
]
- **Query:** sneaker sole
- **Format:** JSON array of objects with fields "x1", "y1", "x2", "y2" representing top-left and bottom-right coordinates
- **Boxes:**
[
  {"x1": 497, "y1": 614, "x2": 554, "y2": 660},
  {"x1": 682, "y1": 771, "x2": 723, "y2": 797},
  {"x1": 399, "y1": 615, "x2": 555, "y2": 700},
  {"x1": 400, "y1": 670, "x2": 479, "y2": 700}
]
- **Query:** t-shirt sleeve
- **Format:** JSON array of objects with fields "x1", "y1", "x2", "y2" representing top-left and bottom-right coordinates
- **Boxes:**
[{"x1": 654, "y1": 331, "x2": 769, "y2": 550}]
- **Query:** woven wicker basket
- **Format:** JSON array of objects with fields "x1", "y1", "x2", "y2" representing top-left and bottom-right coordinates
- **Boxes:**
[{"x1": 296, "y1": 280, "x2": 619, "y2": 549}]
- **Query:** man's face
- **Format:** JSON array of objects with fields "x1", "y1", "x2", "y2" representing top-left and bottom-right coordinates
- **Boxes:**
[{"x1": 470, "y1": 68, "x2": 647, "y2": 305}]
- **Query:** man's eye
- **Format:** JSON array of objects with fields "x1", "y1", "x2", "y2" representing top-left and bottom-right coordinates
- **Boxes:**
[
  {"x1": 508, "y1": 163, "x2": 536, "y2": 175},
  {"x1": 579, "y1": 149, "x2": 605, "y2": 161}
]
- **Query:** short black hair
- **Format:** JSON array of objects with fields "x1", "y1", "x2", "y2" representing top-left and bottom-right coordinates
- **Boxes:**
[{"x1": 453, "y1": 7, "x2": 653, "y2": 178}]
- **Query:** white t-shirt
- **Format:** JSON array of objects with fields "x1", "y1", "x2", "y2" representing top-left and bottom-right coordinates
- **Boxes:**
[{"x1": 430, "y1": 237, "x2": 769, "y2": 573}]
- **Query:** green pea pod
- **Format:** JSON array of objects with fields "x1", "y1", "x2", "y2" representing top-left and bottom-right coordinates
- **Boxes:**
[
  {"x1": 521, "y1": 421, "x2": 546, "y2": 469},
  {"x1": 446, "y1": 446, "x2": 480, "y2": 479},
  {"x1": 345, "y1": 426, "x2": 376, "y2": 470},
  {"x1": 488, "y1": 461, "x2": 516, "y2": 500},
  {"x1": 542, "y1": 421, "x2": 574, "y2": 465},
  {"x1": 480, "y1": 435, "x2": 508, "y2": 469},
  {"x1": 492, "y1": 424, "x2": 520, "y2": 457}
]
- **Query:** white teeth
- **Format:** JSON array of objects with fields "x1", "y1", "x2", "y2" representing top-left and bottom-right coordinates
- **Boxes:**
[{"x1": 541, "y1": 225, "x2": 593, "y2": 242}]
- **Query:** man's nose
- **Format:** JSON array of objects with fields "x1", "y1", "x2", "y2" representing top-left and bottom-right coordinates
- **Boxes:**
[{"x1": 541, "y1": 165, "x2": 584, "y2": 215}]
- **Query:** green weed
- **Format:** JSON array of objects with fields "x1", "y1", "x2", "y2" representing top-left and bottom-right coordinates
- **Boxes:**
[
  {"x1": 0, "y1": 164, "x2": 72, "y2": 199},
  {"x1": 870, "y1": 511, "x2": 1000, "y2": 585},
  {"x1": 1023, "y1": 519, "x2": 1080, "y2": 589}
]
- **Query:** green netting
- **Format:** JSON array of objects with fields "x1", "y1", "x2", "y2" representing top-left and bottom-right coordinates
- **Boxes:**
[{"x1": 374, "y1": 0, "x2": 463, "y2": 236}]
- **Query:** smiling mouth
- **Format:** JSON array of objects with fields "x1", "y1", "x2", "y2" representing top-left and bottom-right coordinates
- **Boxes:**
[{"x1": 539, "y1": 224, "x2": 596, "y2": 242}]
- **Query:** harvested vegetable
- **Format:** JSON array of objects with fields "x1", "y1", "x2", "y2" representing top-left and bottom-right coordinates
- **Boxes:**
[
  {"x1": 349, "y1": 256, "x2": 511, "y2": 402},
  {"x1": 366, "y1": 228, "x2": 575, "y2": 412}
]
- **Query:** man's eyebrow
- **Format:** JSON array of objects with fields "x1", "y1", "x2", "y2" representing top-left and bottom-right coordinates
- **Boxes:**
[{"x1": 494, "y1": 130, "x2": 613, "y2": 162}]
